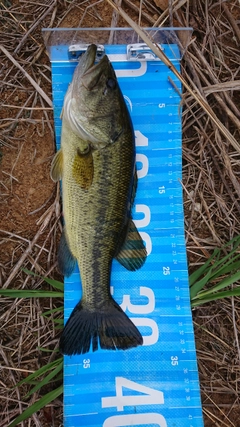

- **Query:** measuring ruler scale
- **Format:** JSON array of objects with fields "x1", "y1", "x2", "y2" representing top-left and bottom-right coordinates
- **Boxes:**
[{"x1": 50, "y1": 42, "x2": 203, "y2": 427}]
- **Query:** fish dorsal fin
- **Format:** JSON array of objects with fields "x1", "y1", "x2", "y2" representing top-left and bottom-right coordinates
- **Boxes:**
[
  {"x1": 116, "y1": 219, "x2": 147, "y2": 271},
  {"x1": 72, "y1": 146, "x2": 93, "y2": 190},
  {"x1": 50, "y1": 149, "x2": 63, "y2": 182}
]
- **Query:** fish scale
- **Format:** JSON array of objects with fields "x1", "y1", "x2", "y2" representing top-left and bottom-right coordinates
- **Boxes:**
[
  {"x1": 62, "y1": 123, "x2": 135, "y2": 301},
  {"x1": 51, "y1": 44, "x2": 146, "y2": 355},
  {"x1": 47, "y1": 28, "x2": 204, "y2": 427}
]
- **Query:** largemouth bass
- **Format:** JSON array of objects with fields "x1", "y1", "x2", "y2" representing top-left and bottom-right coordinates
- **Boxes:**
[{"x1": 51, "y1": 44, "x2": 147, "y2": 355}]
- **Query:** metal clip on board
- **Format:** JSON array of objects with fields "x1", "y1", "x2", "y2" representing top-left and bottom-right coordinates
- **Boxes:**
[
  {"x1": 68, "y1": 43, "x2": 164, "y2": 62},
  {"x1": 68, "y1": 43, "x2": 105, "y2": 61}
]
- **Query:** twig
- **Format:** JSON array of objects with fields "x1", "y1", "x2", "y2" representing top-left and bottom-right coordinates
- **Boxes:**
[
  {"x1": 203, "y1": 397, "x2": 236, "y2": 427},
  {"x1": 108, "y1": 0, "x2": 122, "y2": 44},
  {"x1": 14, "y1": 0, "x2": 57, "y2": 54},
  {"x1": 0, "y1": 105, "x2": 53, "y2": 110},
  {"x1": 0, "y1": 346, "x2": 23, "y2": 422},
  {"x1": 185, "y1": 231, "x2": 212, "y2": 259},
  {"x1": 35, "y1": 1, "x2": 58, "y2": 64},
  {"x1": 181, "y1": 180, "x2": 223, "y2": 245},
  {"x1": 168, "y1": 0, "x2": 173, "y2": 27},
  {"x1": 2, "y1": 92, "x2": 34, "y2": 134},
  {"x1": 0, "y1": 45, "x2": 52, "y2": 107},
  {"x1": 2, "y1": 209, "x2": 54, "y2": 289},
  {"x1": 231, "y1": 296, "x2": 240, "y2": 365},
  {"x1": 222, "y1": 2, "x2": 240, "y2": 45},
  {"x1": 122, "y1": 0, "x2": 155, "y2": 25},
  {"x1": 105, "y1": 0, "x2": 240, "y2": 154},
  {"x1": 78, "y1": 0, "x2": 104, "y2": 27},
  {"x1": 0, "y1": 1, "x2": 40, "y2": 47},
  {"x1": 138, "y1": 0, "x2": 143, "y2": 27},
  {"x1": 208, "y1": 145, "x2": 240, "y2": 216},
  {"x1": 152, "y1": 0, "x2": 188, "y2": 27},
  {"x1": 191, "y1": 47, "x2": 240, "y2": 120},
  {"x1": 184, "y1": 80, "x2": 240, "y2": 98}
]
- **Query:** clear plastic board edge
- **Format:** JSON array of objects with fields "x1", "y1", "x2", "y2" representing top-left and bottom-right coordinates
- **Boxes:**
[
  {"x1": 43, "y1": 27, "x2": 193, "y2": 61},
  {"x1": 47, "y1": 27, "x2": 204, "y2": 427}
]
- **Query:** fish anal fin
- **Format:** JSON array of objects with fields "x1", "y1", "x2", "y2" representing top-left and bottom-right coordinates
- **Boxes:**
[
  {"x1": 58, "y1": 230, "x2": 76, "y2": 277},
  {"x1": 72, "y1": 147, "x2": 93, "y2": 190},
  {"x1": 116, "y1": 219, "x2": 147, "y2": 271},
  {"x1": 51, "y1": 149, "x2": 63, "y2": 182}
]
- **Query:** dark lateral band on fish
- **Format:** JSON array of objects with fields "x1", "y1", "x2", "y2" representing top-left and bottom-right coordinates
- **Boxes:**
[{"x1": 51, "y1": 44, "x2": 147, "y2": 355}]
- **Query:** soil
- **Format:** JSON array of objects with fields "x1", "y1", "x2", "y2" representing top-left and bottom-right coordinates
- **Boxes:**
[{"x1": 0, "y1": 118, "x2": 55, "y2": 263}]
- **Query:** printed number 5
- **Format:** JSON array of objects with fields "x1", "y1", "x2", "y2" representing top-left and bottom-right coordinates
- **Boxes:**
[{"x1": 171, "y1": 356, "x2": 178, "y2": 366}]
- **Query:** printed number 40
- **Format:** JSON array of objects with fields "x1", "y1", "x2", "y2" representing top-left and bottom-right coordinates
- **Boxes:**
[
  {"x1": 102, "y1": 378, "x2": 167, "y2": 427},
  {"x1": 102, "y1": 377, "x2": 164, "y2": 411}
]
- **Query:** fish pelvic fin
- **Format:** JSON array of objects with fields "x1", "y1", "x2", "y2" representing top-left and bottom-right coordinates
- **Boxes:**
[
  {"x1": 59, "y1": 297, "x2": 143, "y2": 355},
  {"x1": 58, "y1": 230, "x2": 76, "y2": 277},
  {"x1": 50, "y1": 149, "x2": 63, "y2": 182},
  {"x1": 116, "y1": 219, "x2": 147, "y2": 271}
]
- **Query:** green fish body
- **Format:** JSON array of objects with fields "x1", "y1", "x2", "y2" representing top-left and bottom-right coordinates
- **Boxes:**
[{"x1": 51, "y1": 44, "x2": 147, "y2": 355}]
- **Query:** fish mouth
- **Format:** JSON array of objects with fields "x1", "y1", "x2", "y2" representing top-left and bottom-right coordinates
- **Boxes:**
[
  {"x1": 81, "y1": 44, "x2": 110, "y2": 90},
  {"x1": 68, "y1": 44, "x2": 116, "y2": 145},
  {"x1": 81, "y1": 44, "x2": 98, "y2": 74}
]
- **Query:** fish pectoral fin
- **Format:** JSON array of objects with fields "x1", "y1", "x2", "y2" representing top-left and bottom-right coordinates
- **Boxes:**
[
  {"x1": 115, "y1": 219, "x2": 147, "y2": 271},
  {"x1": 58, "y1": 230, "x2": 76, "y2": 277},
  {"x1": 50, "y1": 149, "x2": 63, "y2": 182},
  {"x1": 72, "y1": 147, "x2": 93, "y2": 190}
]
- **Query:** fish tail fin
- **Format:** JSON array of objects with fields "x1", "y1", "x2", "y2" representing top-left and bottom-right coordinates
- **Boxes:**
[{"x1": 59, "y1": 297, "x2": 143, "y2": 355}]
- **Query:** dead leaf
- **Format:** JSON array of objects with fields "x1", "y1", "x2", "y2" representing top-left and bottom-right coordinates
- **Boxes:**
[{"x1": 153, "y1": 0, "x2": 169, "y2": 11}]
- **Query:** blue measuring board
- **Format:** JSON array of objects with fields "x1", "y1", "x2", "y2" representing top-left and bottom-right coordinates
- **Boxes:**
[{"x1": 50, "y1": 43, "x2": 203, "y2": 427}]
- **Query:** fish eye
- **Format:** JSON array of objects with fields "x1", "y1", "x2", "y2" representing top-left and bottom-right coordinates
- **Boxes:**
[{"x1": 106, "y1": 78, "x2": 116, "y2": 90}]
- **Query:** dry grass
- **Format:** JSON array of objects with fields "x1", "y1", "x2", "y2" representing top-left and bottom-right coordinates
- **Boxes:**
[{"x1": 0, "y1": 0, "x2": 240, "y2": 426}]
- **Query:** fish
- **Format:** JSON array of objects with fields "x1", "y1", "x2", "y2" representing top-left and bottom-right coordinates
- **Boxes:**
[{"x1": 50, "y1": 44, "x2": 147, "y2": 355}]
